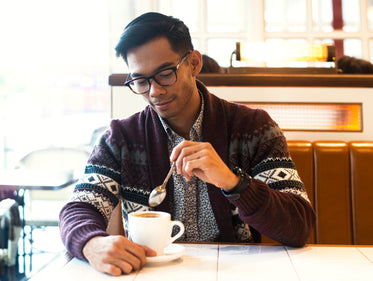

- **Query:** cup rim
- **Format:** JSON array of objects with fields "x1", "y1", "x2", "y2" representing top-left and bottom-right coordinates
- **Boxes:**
[{"x1": 129, "y1": 210, "x2": 170, "y2": 218}]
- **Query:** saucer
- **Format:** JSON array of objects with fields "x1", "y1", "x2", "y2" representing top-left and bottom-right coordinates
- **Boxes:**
[{"x1": 146, "y1": 244, "x2": 186, "y2": 264}]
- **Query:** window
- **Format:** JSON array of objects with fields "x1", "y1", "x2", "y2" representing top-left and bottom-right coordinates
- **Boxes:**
[
  {"x1": 155, "y1": 0, "x2": 251, "y2": 67},
  {"x1": 2, "y1": 0, "x2": 372, "y2": 168},
  {"x1": 0, "y1": 0, "x2": 110, "y2": 168},
  {"x1": 112, "y1": 0, "x2": 373, "y2": 67},
  {"x1": 369, "y1": 0, "x2": 373, "y2": 30},
  {"x1": 264, "y1": 0, "x2": 373, "y2": 60},
  {"x1": 265, "y1": 0, "x2": 308, "y2": 32}
]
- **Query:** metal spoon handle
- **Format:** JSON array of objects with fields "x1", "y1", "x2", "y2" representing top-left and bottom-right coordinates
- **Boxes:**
[{"x1": 162, "y1": 162, "x2": 175, "y2": 186}]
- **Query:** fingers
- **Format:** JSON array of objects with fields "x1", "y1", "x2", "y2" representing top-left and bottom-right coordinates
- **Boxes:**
[
  {"x1": 141, "y1": 245, "x2": 158, "y2": 257},
  {"x1": 114, "y1": 237, "x2": 147, "y2": 269},
  {"x1": 104, "y1": 251, "x2": 139, "y2": 275},
  {"x1": 170, "y1": 140, "x2": 196, "y2": 163},
  {"x1": 102, "y1": 263, "x2": 128, "y2": 276},
  {"x1": 83, "y1": 235, "x2": 148, "y2": 276},
  {"x1": 170, "y1": 140, "x2": 239, "y2": 188},
  {"x1": 180, "y1": 154, "x2": 207, "y2": 181},
  {"x1": 171, "y1": 141, "x2": 213, "y2": 179},
  {"x1": 125, "y1": 240, "x2": 147, "y2": 262},
  {"x1": 106, "y1": 244, "x2": 157, "y2": 275}
]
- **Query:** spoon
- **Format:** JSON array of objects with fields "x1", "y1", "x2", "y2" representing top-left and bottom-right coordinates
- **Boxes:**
[{"x1": 148, "y1": 162, "x2": 175, "y2": 207}]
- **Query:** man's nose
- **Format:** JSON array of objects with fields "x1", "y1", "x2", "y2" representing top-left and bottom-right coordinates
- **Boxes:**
[{"x1": 148, "y1": 78, "x2": 166, "y2": 97}]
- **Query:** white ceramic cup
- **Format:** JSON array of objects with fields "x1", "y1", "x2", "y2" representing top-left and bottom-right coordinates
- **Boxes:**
[{"x1": 128, "y1": 211, "x2": 184, "y2": 255}]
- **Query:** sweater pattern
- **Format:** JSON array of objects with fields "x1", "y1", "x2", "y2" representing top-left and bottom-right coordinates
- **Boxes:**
[{"x1": 68, "y1": 80, "x2": 309, "y2": 242}]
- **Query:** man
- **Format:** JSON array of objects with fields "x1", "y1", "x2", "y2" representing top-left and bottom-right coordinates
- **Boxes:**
[{"x1": 59, "y1": 12, "x2": 315, "y2": 276}]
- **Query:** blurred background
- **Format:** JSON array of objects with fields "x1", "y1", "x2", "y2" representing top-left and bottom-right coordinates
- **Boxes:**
[
  {"x1": 1, "y1": 0, "x2": 373, "y2": 169},
  {"x1": 1, "y1": 1, "x2": 373, "y2": 279}
]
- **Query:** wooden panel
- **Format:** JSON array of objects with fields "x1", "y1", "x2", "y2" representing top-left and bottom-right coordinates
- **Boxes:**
[
  {"x1": 313, "y1": 141, "x2": 352, "y2": 244},
  {"x1": 349, "y1": 142, "x2": 373, "y2": 245}
]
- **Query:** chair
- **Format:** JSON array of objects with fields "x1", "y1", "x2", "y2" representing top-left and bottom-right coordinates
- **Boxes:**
[
  {"x1": 15, "y1": 147, "x2": 90, "y2": 253},
  {"x1": 89, "y1": 126, "x2": 108, "y2": 147}
]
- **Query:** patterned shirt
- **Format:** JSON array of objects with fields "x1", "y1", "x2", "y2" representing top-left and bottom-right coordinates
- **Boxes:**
[
  {"x1": 158, "y1": 92, "x2": 253, "y2": 242},
  {"x1": 158, "y1": 93, "x2": 220, "y2": 241}
]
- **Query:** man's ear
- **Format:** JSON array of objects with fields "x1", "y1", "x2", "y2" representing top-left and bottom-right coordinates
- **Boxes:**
[{"x1": 189, "y1": 50, "x2": 203, "y2": 77}]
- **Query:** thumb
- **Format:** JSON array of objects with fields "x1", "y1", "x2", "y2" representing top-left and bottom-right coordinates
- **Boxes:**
[{"x1": 141, "y1": 245, "x2": 157, "y2": 257}]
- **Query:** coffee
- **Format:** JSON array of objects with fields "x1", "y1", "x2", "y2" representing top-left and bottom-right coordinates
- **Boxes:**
[
  {"x1": 128, "y1": 211, "x2": 184, "y2": 255},
  {"x1": 133, "y1": 212, "x2": 160, "y2": 218}
]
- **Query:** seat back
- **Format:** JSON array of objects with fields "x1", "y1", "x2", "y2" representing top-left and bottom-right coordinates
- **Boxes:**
[
  {"x1": 313, "y1": 141, "x2": 352, "y2": 244},
  {"x1": 16, "y1": 147, "x2": 90, "y2": 201},
  {"x1": 17, "y1": 147, "x2": 90, "y2": 171},
  {"x1": 16, "y1": 147, "x2": 90, "y2": 224},
  {"x1": 349, "y1": 141, "x2": 373, "y2": 245}
]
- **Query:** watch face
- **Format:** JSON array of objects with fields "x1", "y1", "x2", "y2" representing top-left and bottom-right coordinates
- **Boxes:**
[
  {"x1": 232, "y1": 166, "x2": 243, "y2": 175},
  {"x1": 233, "y1": 167, "x2": 252, "y2": 180}
]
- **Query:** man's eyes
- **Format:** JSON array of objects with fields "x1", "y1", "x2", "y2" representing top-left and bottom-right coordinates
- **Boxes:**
[
  {"x1": 132, "y1": 79, "x2": 148, "y2": 86},
  {"x1": 130, "y1": 68, "x2": 174, "y2": 84},
  {"x1": 157, "y1": 69, "x2": 174, "y2": 78}
]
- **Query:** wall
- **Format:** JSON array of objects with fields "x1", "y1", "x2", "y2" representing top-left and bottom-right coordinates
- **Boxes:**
[{"x1": 110, "y1": 74, "x2": 373, "y2": 142}]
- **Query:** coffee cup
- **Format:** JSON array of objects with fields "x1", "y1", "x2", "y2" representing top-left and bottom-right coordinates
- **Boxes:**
[{"x1": 128, "y1": 211, "x2": 184, "y2": 255}]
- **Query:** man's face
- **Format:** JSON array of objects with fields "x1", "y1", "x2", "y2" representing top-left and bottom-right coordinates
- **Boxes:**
[{"x1": 126, "y1": 37, "x2": 200, "y2": 124}]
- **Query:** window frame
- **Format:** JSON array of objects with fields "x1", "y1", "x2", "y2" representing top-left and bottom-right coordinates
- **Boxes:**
[{"x1": 138, "y1": 0, "x2": 373, "y2": 63}]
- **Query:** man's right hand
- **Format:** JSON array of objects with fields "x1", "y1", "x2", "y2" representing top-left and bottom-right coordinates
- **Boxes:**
[{"x1": 82, "y1": 235, "x2": 156, "y2": 276}]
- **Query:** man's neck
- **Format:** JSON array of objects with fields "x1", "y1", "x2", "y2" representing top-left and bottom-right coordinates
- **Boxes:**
[
  {"x1": 166, "y1": 91, "x2": 202, "y2": 139},
  {"x1": 169, "y1": 116, "x2": 197, "y2": 140}
]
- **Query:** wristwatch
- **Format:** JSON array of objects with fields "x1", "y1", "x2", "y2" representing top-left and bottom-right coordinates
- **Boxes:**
[{"x1": 221, "y1": 167, "x2": 252, "y2": 200}]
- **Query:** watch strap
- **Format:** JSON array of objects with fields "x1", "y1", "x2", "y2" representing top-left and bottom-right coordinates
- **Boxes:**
[{"x1": 222, "y1": 167, "x2": 252, "y2": 200}]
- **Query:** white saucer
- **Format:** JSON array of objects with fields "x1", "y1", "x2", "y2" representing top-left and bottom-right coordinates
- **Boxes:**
[{"x1": 146, "y1": 244, "x2": 186, "y2": 264}]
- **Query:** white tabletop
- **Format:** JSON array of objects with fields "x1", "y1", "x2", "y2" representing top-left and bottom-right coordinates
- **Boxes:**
[
  {"x1": 29, "y1": 243, "x2": 373, "y2": 281},
  {"x1": 0, "y1": 169, "x2": 76, "y2": 190}
]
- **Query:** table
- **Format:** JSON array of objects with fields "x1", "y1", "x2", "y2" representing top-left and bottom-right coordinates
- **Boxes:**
[
  {"x1": 0, "y1": 169, "x2": 78, "y2": 280},
  {"x1": 29, "y1": 243, "x2": 373, "y2": 281},
  {"x1": 0, "y1": 169, "x2": 77, "y2": 230},
  {"x1": 0, "y1": 168, "x2": 77, "y2": 240},
  {"x1": 0, "y1": 169, "x2": 77, "y2": 191}
]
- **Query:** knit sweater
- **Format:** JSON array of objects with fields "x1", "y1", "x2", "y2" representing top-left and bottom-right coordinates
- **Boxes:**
[{"x1": 59, "y1": 80, "x2": 315, "y2": 261}]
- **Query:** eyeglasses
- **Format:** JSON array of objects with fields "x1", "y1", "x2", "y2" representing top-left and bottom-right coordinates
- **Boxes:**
[{"x1": 124, "y1": 51, "x2": 191, "y2": 95}]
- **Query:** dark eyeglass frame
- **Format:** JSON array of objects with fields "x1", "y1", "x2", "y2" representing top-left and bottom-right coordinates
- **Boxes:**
[{"x1": 124, "y1": 51, "x2": 192, "y2": 95}]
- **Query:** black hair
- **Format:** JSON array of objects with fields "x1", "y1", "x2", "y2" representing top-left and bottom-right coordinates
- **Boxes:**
[
  {"x1": 115, "y1": 12, "x2": 194, "y2": 63},
  {"x1": 201, "y1": 54, "x2": 223, "y2": 73},
  {"x1": 337, "y1": 55, "x2": 373, "y2": 74}
]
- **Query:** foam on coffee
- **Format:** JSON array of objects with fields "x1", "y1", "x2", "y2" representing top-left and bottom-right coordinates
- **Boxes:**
[{"x1": 133, "y1": 212, "x2": 161, "y2": 218}]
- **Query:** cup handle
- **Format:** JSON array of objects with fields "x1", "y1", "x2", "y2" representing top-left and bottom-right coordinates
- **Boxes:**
[{"x1": 170, "y1": 221, "x2": 185, "y2": 243}]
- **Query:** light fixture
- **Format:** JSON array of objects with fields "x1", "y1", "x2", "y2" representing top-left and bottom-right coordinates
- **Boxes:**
[
  {"x1": 235, "y1": 42, "x2": 336, "y2": 63},
  {"x1": 228, "y1": 42, "x2": 336, "y2": 74}
]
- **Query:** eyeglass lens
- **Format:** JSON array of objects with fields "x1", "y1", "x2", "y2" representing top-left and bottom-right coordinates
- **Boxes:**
[{"x1": 128, "y1": 68, "x2": 177, "y2": 94}]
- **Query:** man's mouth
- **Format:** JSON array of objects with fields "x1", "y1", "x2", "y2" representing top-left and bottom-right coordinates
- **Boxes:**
[{"x1": 154, "y1": 99, "x2": 173, "y2": 110}]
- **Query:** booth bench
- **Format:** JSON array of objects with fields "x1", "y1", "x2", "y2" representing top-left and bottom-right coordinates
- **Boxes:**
[{"x1": 270, "y1": 140, "x2": 373, "y2": 245}]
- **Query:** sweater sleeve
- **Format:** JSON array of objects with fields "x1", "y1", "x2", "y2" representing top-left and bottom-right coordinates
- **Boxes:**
[
  {"x1": 232, "y1": 116, "x2": 315, "y2": 246},
  {"x1": 229, "y1": 179, "x2": 315, "y2": 247},
  {"x1": 59, "y1": 201, "x2": 109, "y2": 261},
  {"x1": 227, "y1": 108, "x2": 315, "y2": 247}
]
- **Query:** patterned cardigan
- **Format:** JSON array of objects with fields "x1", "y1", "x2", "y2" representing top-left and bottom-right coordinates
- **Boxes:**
[{"x1": 59, "y1": 80, "x2": 315, "y2": 261}]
